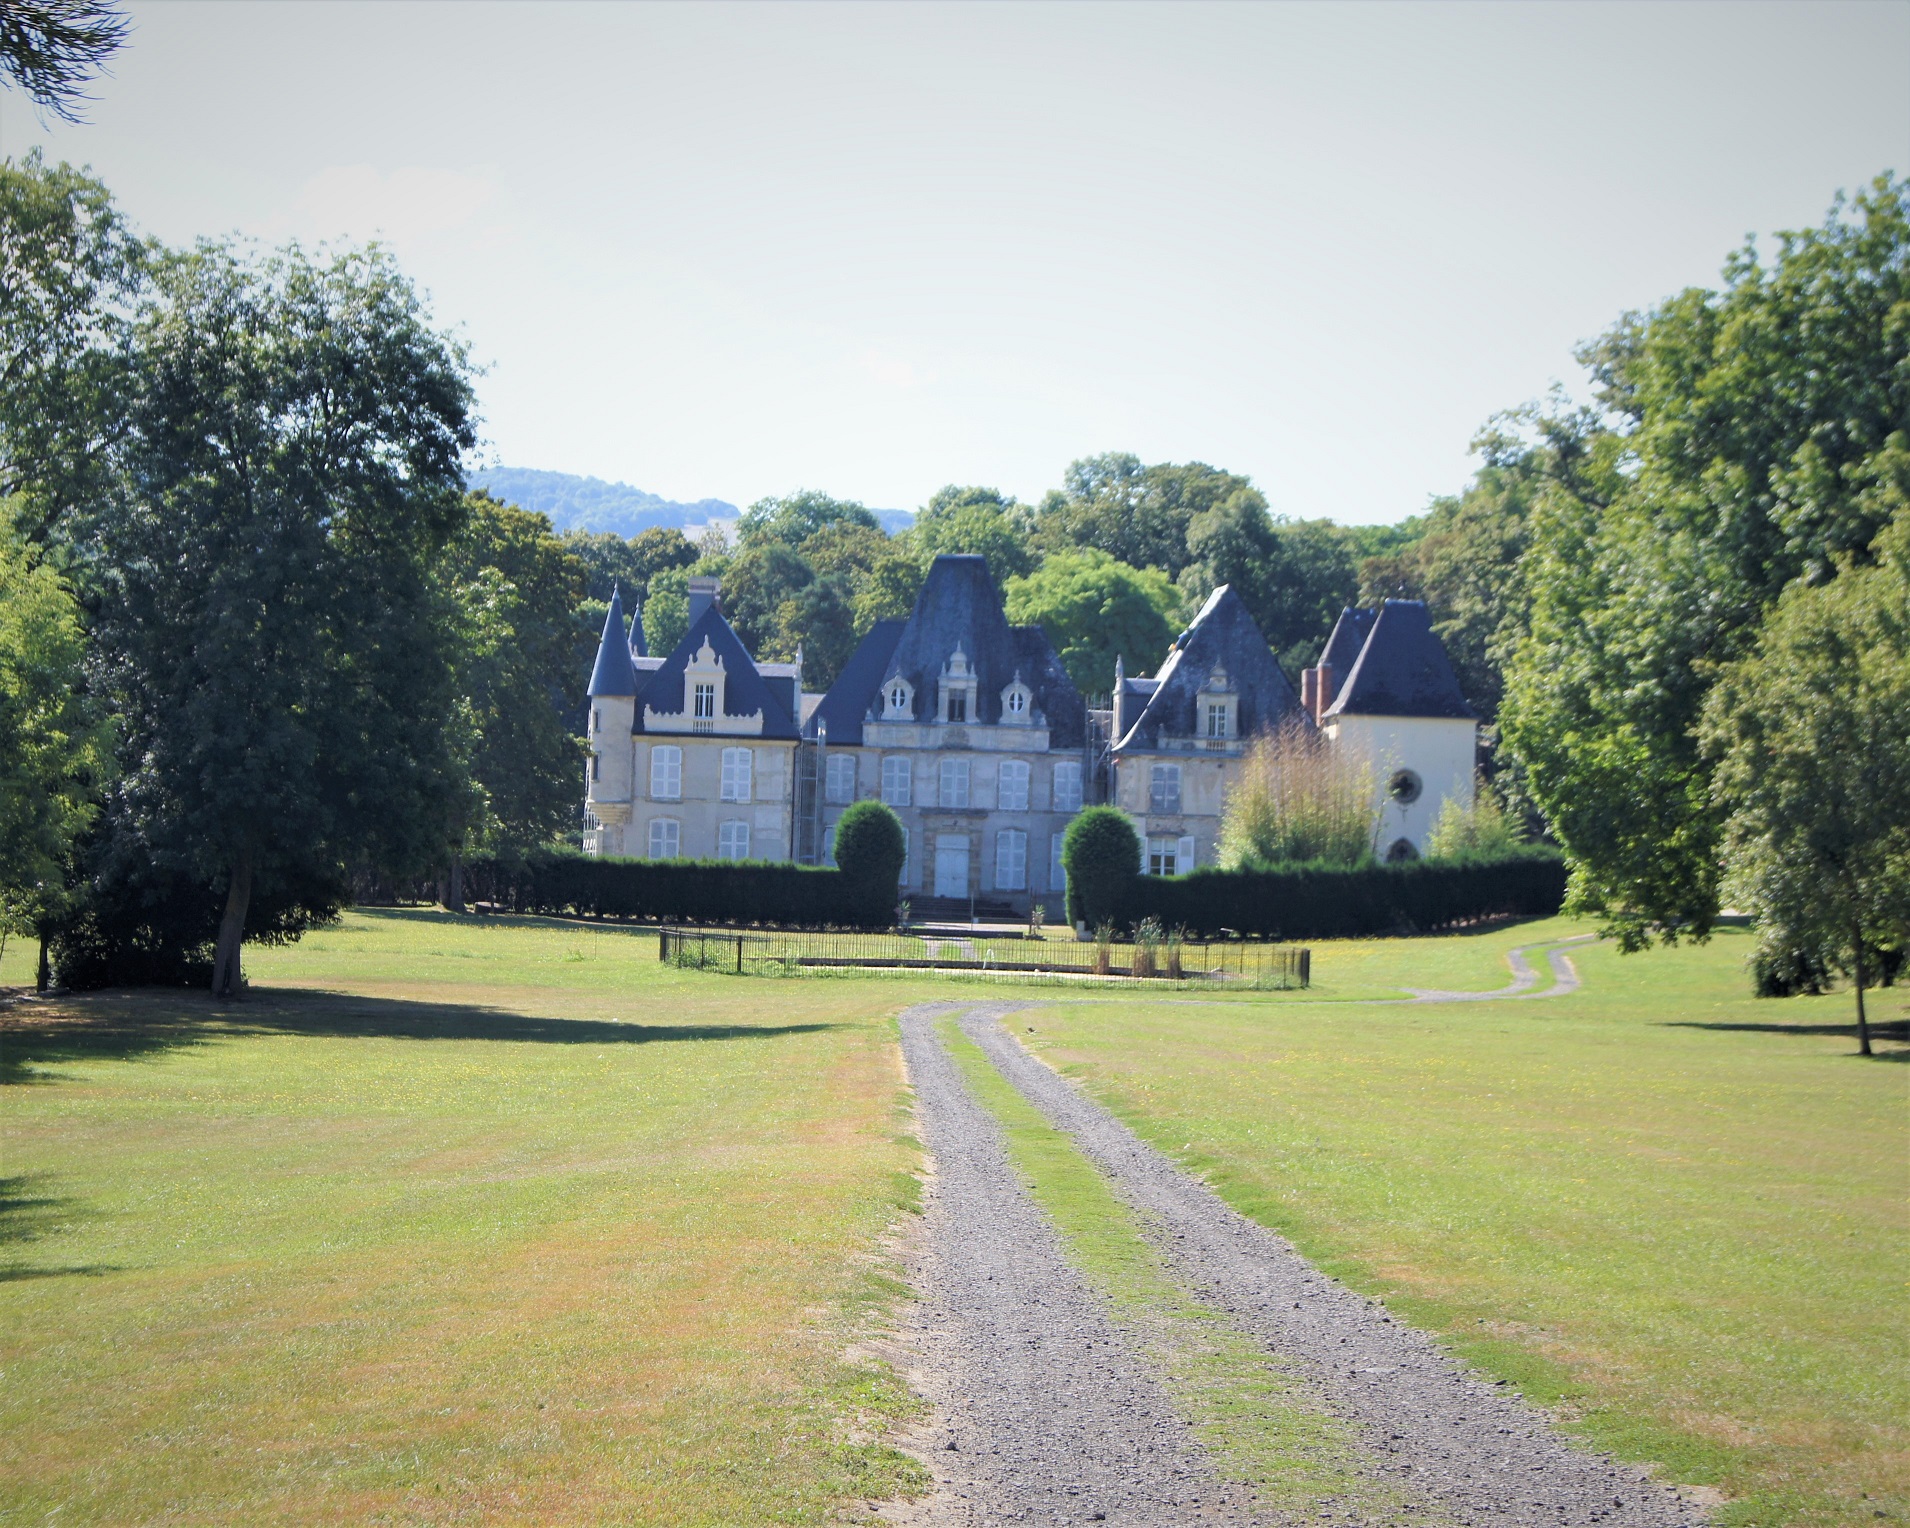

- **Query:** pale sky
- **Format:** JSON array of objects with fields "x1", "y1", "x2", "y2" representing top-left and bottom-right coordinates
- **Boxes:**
[{"x1": 5, "y1": 1, "x2": 1905, "y2": 523}]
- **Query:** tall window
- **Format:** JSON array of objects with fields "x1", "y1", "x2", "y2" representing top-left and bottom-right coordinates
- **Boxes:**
[
  {"x1": 648, "y1": 818, "x2": 680, "y2": 859},
  {"x1": 995, "y1": 829, "x2": 1028, "y2": 891},
  {"x1": 1052, "y1": 760, "x2": 1082, "y2": 813},
  {"x1": 694, "y1": 682, "x2": 716, "y2": 719},
  {"x1": 650, "y1": 745, "x2": 681, "y2": 800},
  {"x1": 998, "y1": 759, "x2": 1030, "y2": 812},
  {"x1": 590, "y1": 754, "x2": 600, "y2": 783},
  {"x1": 899, "y1": 826, "x2": 911, "y2": 887},
  {"x1": 1149, "y1": 762, "x2": 1182, "y2": 814},
  {"x1": 1206, "y1": 702, "x2": 1229, "y2": 738},
  {"x1": 1049, "y1": 832, "x2": 1067, "y2": 895},
  {"x1": 939, "y1": 757, "x2": 970, "y2": 808},
  {"x1": 881, "y1": 755, "x2": 911, "y2": 806},
  {"x1": 947, "y1": 691, "x2": 967, "y2": 723},
  {"x1": 826, "y1": 753, "x2": 856, "y2": 804},
  {"x1": 718, "y1": 820, "x2": 750, "y2": 860},
  {"x1": 591, "y1": 708, "x2": 600, "y2": 735},
  {"x1": 824, "y1": 821, "x2": 837, "y2": 867},
  {"x1": 721, "y1": 747, "x2": 752, "y2": 802}
]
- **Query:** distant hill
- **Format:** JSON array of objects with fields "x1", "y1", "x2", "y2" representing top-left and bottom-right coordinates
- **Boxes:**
[
  {"x1": 467, "y1": 467, "x2": 739, "y2": 538},
  {"x1": 467, "y1": 466, "x2": 914, "y2": 539}
]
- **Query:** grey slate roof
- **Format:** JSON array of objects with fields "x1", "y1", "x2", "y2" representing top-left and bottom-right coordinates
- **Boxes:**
[
  {"x1": 1324, "y1": 599, "x2": 1475, "y2": 720},
  {"x1": 631, "y1": 602, "x2": 801, "y2": 739},
  {"x1": 808, "y1": 555, "x2": 1086, "y2": 748},
  {"x1": 586, "y1": 587, "x2": 639, "y2": 697},
  {"x1": 1318, "y1": 606, "x2": 1375, "y2": 681},
  {"x1": 805, "y1": 621, "x2": 904, "y2": 746},
  {"x1": 628, "y1": 602, "x2": 648, "y2": 659},
  {"x1": 1113, "y1": 585, "x2": 1304, "y2": 751}
]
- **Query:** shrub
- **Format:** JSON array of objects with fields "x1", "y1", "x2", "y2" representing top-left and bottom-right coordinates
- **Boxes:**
[
  {"x1": 1424, "y1": 778, "x2": 1526, "y2": 860},
  {"x1": 1121, "y1": 849, "x2": 1567, "y2": 940},
  {"x1": 1062, "y1": 807, "x2": 1140, "y2": 928},
  {"x1": 464, "y1": 848, "x2": 883, "y2": 929},
  {"x1": 832, "y1": 799, "x2": 906, "y2": 923},
  {"x1": 1218, "y1": 717, "x2": 1378, "y2": 868}
]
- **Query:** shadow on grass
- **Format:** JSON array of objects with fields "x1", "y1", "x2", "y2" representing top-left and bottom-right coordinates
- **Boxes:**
[
  {"x1": 0, "y1": 1173, "x2": 122, "y2": 1282},
  {"x1": 1665, "y1": 1017, "x2": 1910, "y2": 1058},
  {"x1": 0, "y1": 986, "x2": 842, "y2": 1084}
]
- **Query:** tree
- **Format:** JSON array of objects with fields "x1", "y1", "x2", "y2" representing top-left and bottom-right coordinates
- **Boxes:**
[
  {"x1": 643, "y1": 565, "x2": 691, "y2": 656},
  {"x1": 1701, "y1": 502, "x2": 1910, "y2": 1055},
  {"x1": 912, "y1": 487, "x2": 1036, "y2": 581},
  {"x1": 0, "y1": 1, "x2": 129, "y2": 122},
  {"x1": 854, "y1": 538, "x2": 926, "y2": 628},
  {"x1": 781, "y1": 574, "x2": 857, "y2": 690},
  {"x1": 831, "y1": 800, "x2": 906, "y2": 923},
  {"x1": 1061, "y1": 807, "x2": 1140, "y2": 929},
  {"x1": 0, "y1": 495, "x2": 107, "y2": 976},
  {"x1": 737, "y1": 488, "x2": 876, "y2": 548},
  {"x1": 0, "y1": 151, "x2": 146, "y2": 538},
  {"x1": 1178, "y1": 495, "x2": 1359, "y2": 670},
  {"x1": 722, "y1": 540, "x2": 813, "y2": 657},
  {"x1": 84, "y1": 238, "x2": 476, "y2": 996},
  {"x1": 441, "y1": 494, "x2": 588, "y2": 868},
  {"x1": 1216, "y1": 718, "x2": 1377, "y2": 868},
  {"x1": 1003, "y1": 548, "x2": 1178, "y2": 695},
  {"x1": 1038, "y1": 456, "x2": 1261, "y2": 579},
  {"x1": 561, "y1": 526, "x2": 697, "y2": 605},
  {"x1": 1500, "y1": 175, "x2": 1910, "y2": 949}
]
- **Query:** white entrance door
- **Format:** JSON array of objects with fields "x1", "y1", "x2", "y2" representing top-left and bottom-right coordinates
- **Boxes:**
[{"x1": 934, "y1": 834, "x2": 969, "y2": 899}]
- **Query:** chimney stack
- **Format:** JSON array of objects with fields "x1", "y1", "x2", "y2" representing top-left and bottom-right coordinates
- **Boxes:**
[
  {"x1": 687, "y1": 576, "x2": 720, "y2": 628},
  {"x1": 1302, "y1": 662, "x2": 1337, "y2": 723}
]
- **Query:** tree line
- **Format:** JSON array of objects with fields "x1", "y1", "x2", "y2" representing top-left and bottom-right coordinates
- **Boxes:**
[{"x1": 1, "y1": 151, "x2": 1903, "y2": 1038}]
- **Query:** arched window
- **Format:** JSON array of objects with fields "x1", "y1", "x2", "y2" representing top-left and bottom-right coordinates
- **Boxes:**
[
  {"x1": 1386, "y1": 837, "x2": 1419, "y2": 863},
  {"x1": 881, "y1": 755, "x2": 911, "y2": 806},
  {"x1": 998, "y1": 759, "x2": 1030, "y2": 811},
  {"x1": 718, "y1": 820, "x2": 751, "y2": 860},
  {"x1": 648, "y1": 818, "x2": 680, "y2": 859},
  {"x1": 650, "y1": 745, "x2": 681, "y2": 799}
]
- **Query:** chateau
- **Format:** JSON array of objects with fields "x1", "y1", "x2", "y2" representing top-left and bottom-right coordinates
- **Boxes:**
[{"x1": 583, "y1": 553, "x2": 1477, "y2": 909}]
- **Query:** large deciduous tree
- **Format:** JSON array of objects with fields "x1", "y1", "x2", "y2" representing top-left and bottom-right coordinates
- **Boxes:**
[
  {"x1": 441, "y1": 493, "x2": 588, "y2": 870},
  {"x1": 1700, "y1": 501, "x2": 1910, "y2": 1055},
  {"x1": 0, "y1": 495, "x2": 107, "y2": 974},
  {"x1": 0, "y1": 150, "x2": 145, "y2": 537},
  {"x1": 1003, "y1": 548, "x2": 1179, "y2": 696},
  {"x1": 83, "y1": 238, "x2": 476, "y2": 996},
  {"x1": 1500, "y1": 174, "x2": 1910, "y2": 949}
]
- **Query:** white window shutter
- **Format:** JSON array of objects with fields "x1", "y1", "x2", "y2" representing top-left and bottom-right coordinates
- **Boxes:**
[{"x1": 1177, "y1": 835, "x2": 1195, "y2": 875}]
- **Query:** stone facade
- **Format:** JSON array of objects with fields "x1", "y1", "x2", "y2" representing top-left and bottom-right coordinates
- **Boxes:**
[
  {"x1": 803, "y1": 555, "x2": 1091, "y2": 911},
  {"x1": 584, "y1": 579, "x2": 802, "y2": 862}
]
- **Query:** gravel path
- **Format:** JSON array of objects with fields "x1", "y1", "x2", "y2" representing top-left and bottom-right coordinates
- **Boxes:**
[
  {"x1": 954, "y1": 1002, "x2": 1706, "y2": 1528},
  {"x1": 893, "y1": 1002, "x2": 1261, "y2": 1525},
  {"x1": 1404, "y1": 936, "x2": 1595, "y2": 1002}
]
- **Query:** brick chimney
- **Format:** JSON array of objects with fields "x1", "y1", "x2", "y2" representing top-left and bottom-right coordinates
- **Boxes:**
[{"x1": 1302, "y1": 661, "x2": 1337, "y2": 723}]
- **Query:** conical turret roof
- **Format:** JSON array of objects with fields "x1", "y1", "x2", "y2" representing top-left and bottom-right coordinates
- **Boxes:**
[{"x1": 587, "y1": 586, "x2": 639, "y2": 696}]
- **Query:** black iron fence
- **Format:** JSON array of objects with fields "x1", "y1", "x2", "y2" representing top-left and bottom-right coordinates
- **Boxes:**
[{"x1": 657, "y1": 927, "x2": 1309, "y2": 989}]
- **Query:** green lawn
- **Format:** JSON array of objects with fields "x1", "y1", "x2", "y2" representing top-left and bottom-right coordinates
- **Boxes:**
[
  {"x1": 1022, "y1": 917, "x2": 1910, "y2": 1528},
  {"x1": 1, "y1": 910, "x2": 925, "y2": 1526}
]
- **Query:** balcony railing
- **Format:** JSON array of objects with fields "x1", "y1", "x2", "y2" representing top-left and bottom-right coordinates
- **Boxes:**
[{"x1": 1153, "y1": 733, "x2": 1247, "y2": 755}]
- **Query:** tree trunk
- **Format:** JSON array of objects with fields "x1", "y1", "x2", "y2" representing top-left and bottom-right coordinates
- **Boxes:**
[
  {"x1": 211, "y1": 848, "x2": 255, "y2": 1000},
  {"x1": 444, "y1": 851, "x2": 465, "y2": 914},
  {"x1": 36, "y1": 930, "x2": 50, "y2": 993},
  {"x1": 1852, "y1": 925, "x2": 1871, "y2": 1057}
]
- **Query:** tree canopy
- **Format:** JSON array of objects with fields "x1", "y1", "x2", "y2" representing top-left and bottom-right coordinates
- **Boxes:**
[{"x1": 1003, "y1": 549, "x2": 1179, "y2": 696}]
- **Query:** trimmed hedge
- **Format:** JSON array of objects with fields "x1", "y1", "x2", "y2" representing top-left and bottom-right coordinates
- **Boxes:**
[
  {"x1": 1062, "y1": 807, "x2": 1143, "y2": 928},
  {"x1": 464, "y1": 847, "x2": 890, "y2": 929},
  {"x1": 1118, "y1": 850, "x2": 1568, "y2": 940}
]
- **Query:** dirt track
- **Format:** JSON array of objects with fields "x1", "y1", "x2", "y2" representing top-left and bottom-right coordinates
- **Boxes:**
[{"x1": 886, "y1": 988, "x2": 1706, "y2": 1527}]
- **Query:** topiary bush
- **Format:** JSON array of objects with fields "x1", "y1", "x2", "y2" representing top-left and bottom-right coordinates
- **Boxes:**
[
  {"x1": 831, "y1": 800, "x2": 907, "y2": 923},
  {"x1": 1062, "y1": 806, "x2": 1140, "y2": 929}
]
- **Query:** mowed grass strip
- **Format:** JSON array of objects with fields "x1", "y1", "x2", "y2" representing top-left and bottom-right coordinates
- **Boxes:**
[
  {"x1": 937, "y1": 1017, "x2": 1413, "y2": 1523},
  {"x1": 0, "y1": 910, "x2": 926, "y2": 1526},
  {"x1": 1022, "y1": 920, "x2": 1910, "y2": 1528}
]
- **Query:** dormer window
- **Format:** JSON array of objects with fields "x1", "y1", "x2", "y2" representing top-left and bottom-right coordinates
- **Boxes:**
[
  {"x1": 694, "y1": 683, "x2": 715, "y2": 719},
  {"x1": 1000, "y1": 672, "x2": 1034, "y2": 724},
  {"x1": 939, "y1": 643, "x2": 978, "y2": 725},
  {"x1": 882, "y1": 676, "x2": 914, "y2": 720},
  {"x1": 1200, "y1": 664, "x2": 1238, "y2": 743}
]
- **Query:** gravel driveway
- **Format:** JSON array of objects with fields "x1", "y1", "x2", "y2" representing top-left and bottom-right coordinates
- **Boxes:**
[{"x1": 886, "y1": 998, "x2": 1707, "y2": 1528}]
